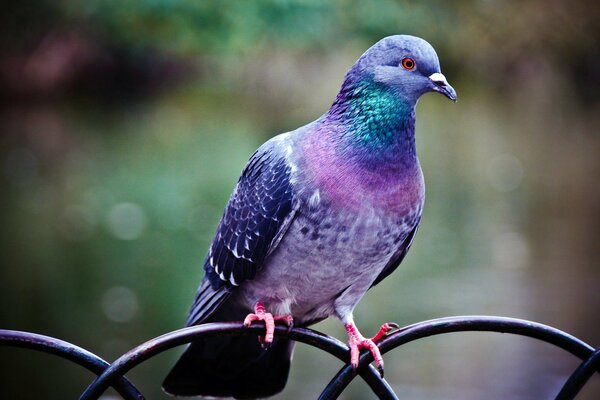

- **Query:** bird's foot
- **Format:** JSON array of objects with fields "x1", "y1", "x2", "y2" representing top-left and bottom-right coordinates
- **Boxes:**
[
  {"x1": 371, "y1": 322, "x2": 400, "y2": 342},
  {"x1": 344, "y1": 321, "x2": 399, "y2": 378},
  {"x1": 243, "y1": 302, "x2": 293, "y2": 347}
]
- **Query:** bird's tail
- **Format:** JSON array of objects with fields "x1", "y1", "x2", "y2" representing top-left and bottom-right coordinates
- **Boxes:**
[{"x1": 162, "y1": 304, "x2": 295, "y2": 398}]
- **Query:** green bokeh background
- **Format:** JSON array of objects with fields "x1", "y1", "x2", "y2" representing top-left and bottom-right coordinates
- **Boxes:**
[{"x1": 0, "y1": 1, "x2": 598, "y2": 399}]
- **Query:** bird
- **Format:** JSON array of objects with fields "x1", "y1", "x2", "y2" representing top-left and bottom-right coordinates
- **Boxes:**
[{"x1": 162, "y1": 34, "x2": 456, "y2": 398}]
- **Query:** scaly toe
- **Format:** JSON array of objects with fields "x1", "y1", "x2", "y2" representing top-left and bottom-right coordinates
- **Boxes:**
[
  {"x1": 259, "y1": 336, "x2": 271, "y2": 350},
  {"x1": 274, "y1": 315, "x2": 294, "y2": 331},
  {"x1": 386, "y1": 322, "x2": 400, "y2": 330},
  {"x1": 345, "y1": 322, "x2": 389, "y2": 377},
  {"x1": 242, "y1": 303, "x2": 279, "y2": 346},
  {"x1": 275, "y1": 315, "x2": 294, "y2": 326},
  {"x1": 243, "y1": 313, "x2": 260, "y2": 327},
  {"x1": 372, "y1": 322, "x2": 400, "y2": 342}
]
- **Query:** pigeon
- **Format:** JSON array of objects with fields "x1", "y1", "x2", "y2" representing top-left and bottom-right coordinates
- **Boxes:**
[{"x1": 163, "y1": 35, "x2": 456, "y2": 398}]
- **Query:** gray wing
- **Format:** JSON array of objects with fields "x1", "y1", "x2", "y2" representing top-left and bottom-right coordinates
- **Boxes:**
[
  {"x1": 186, "y1": 142, "x2": 298, "y2": 326},
  {"x1": 370, "y1": 221, "x2": 420, "y2": 288}
]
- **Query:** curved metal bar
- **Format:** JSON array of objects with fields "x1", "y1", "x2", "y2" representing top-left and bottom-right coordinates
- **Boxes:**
[
  {"x1": 320, "y1": 316, "x2": 598, "y2": 399},
  {"x1": 4, "y1": 316, "x2": 597, "y2": 399},
  {"x1": 286, "y1": 328, "x2": 398, "y2": 399},
  {"x1": 319, "y1": 365, "x2": 398, "y2": 400},
  {"x1": 555, "y1": 348, "x2": 600, "y2": 400},
  {"x1": 361, "y1": 372, "x2": 398, "y2": 400},
  {"x1": 79, "y1": 322, "x2": 391, "y2": 400},
  {"x1": 0, "y1": 329, "x2": 143, "y2": 399}
]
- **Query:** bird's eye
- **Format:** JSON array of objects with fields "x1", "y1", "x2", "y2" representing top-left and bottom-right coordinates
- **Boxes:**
[{"x1": 401, "y1": 58, "x2": 415, "y2": 70}]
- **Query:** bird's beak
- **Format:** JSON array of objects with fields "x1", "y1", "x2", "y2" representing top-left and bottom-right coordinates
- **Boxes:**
[{"x1": 429, "y1": 73, "x2": 457, "y2": 102}]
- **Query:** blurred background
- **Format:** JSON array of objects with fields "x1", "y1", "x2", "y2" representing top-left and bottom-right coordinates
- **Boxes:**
[{"x1": 0, "y1": 1, "x2": 598, "y2": 399}]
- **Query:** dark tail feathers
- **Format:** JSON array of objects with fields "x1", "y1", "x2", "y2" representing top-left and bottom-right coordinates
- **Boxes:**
[{"x1": 162, "y1": 334, "x2": 294, "y2": 398}]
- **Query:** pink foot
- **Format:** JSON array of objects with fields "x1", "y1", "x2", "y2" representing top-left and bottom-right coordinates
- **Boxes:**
[
  {"x1": 243, "y1": 302, "x2": 293, "y2": 346},
  {"x1": 344, "y1": 321, "x2": 399, "y2": 377}
]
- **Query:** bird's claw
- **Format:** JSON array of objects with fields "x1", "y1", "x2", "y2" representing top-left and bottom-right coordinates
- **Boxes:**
[
  {"x1": 386, "y1": 322, "x2": 400, "y2": 330},
  {"x1": 275, "y1": 314, "x2": 294, "y2": 331},
  {"x1": 376, "y1": 362, "x2": 385, "y2": 378},
  {"x1": 346, "y1": 321, "x2": 398, "y2": 378},
  {"x1": 243, "y1": 302, "x2": 293, "y2": 346},
  {"x1": 349, "y1": 337, "x2": 385, "y2": 377},
  {"x1": 371, "y1": 322, "x2": 400, "y2": 342}
]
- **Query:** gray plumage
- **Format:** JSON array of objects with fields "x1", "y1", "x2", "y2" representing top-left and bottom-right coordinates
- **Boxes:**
[{"x1": 163, "y1": 34, "x2": 456, "y2": 398}]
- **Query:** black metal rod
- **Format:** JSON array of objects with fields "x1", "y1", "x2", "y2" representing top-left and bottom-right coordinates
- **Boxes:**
[
  {"x1": 320, "y1": 315, "x2": 598, "y2": 399},
  {"x1": 3, "y1": 316, "x2": 597, "y2": 399},
  {"x1": 285, "y1": 328, "x2": 398, "y2": 399},
  {"x1": 0, "y1": 329, "x2": 143, "y2": 399},
  {"x1": 79, "y1": 322, "x2": 392, "y2": 399},
  {"x1": 555, "y1": 348, "x2": 600, "y2": 400},
  {"x1": 361, "y1": 371, "x2": 399, "y2": 400},
  {"x1": 318, "y1": 364, "x2": 398, "y2": 400}
]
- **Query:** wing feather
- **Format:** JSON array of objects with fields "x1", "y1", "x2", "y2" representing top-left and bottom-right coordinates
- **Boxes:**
[
  {"x1": 186, "y1": 141, "x2": 297, "y2": 326},
  {"x1": 370, "y1": 221, "x2": 420, "y2": 288}
]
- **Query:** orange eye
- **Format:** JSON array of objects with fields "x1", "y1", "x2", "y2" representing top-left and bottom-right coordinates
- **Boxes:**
[{"x1": 401, "y1": 58, "x2": 415, "y2": 70}]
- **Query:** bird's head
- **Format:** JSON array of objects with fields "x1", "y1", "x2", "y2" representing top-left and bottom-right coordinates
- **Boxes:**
[{"x1": 348, "y1": 35, "x2": 457, "y2": 104}]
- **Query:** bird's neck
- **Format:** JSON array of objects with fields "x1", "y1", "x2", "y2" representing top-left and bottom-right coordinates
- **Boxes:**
[
  {"x1": 326, "y1": 77, "x2": 417, "y2": 168},
  {"x1": 301, "y1": 78, "x2": 423, "y2": 213}
]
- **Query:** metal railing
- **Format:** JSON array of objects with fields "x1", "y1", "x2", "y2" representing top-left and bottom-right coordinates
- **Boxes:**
[{"x1": 1, "y1": 315, "x2": 598, "y2": 399}]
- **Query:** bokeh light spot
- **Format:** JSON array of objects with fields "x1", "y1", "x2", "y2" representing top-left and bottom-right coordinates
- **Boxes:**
[
  {"x1": 106, "y1": 202, "x2": 147, "y2": 240},
  {"x1": 101, "y1": 286, "x2": 139, "y2": 323}
]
